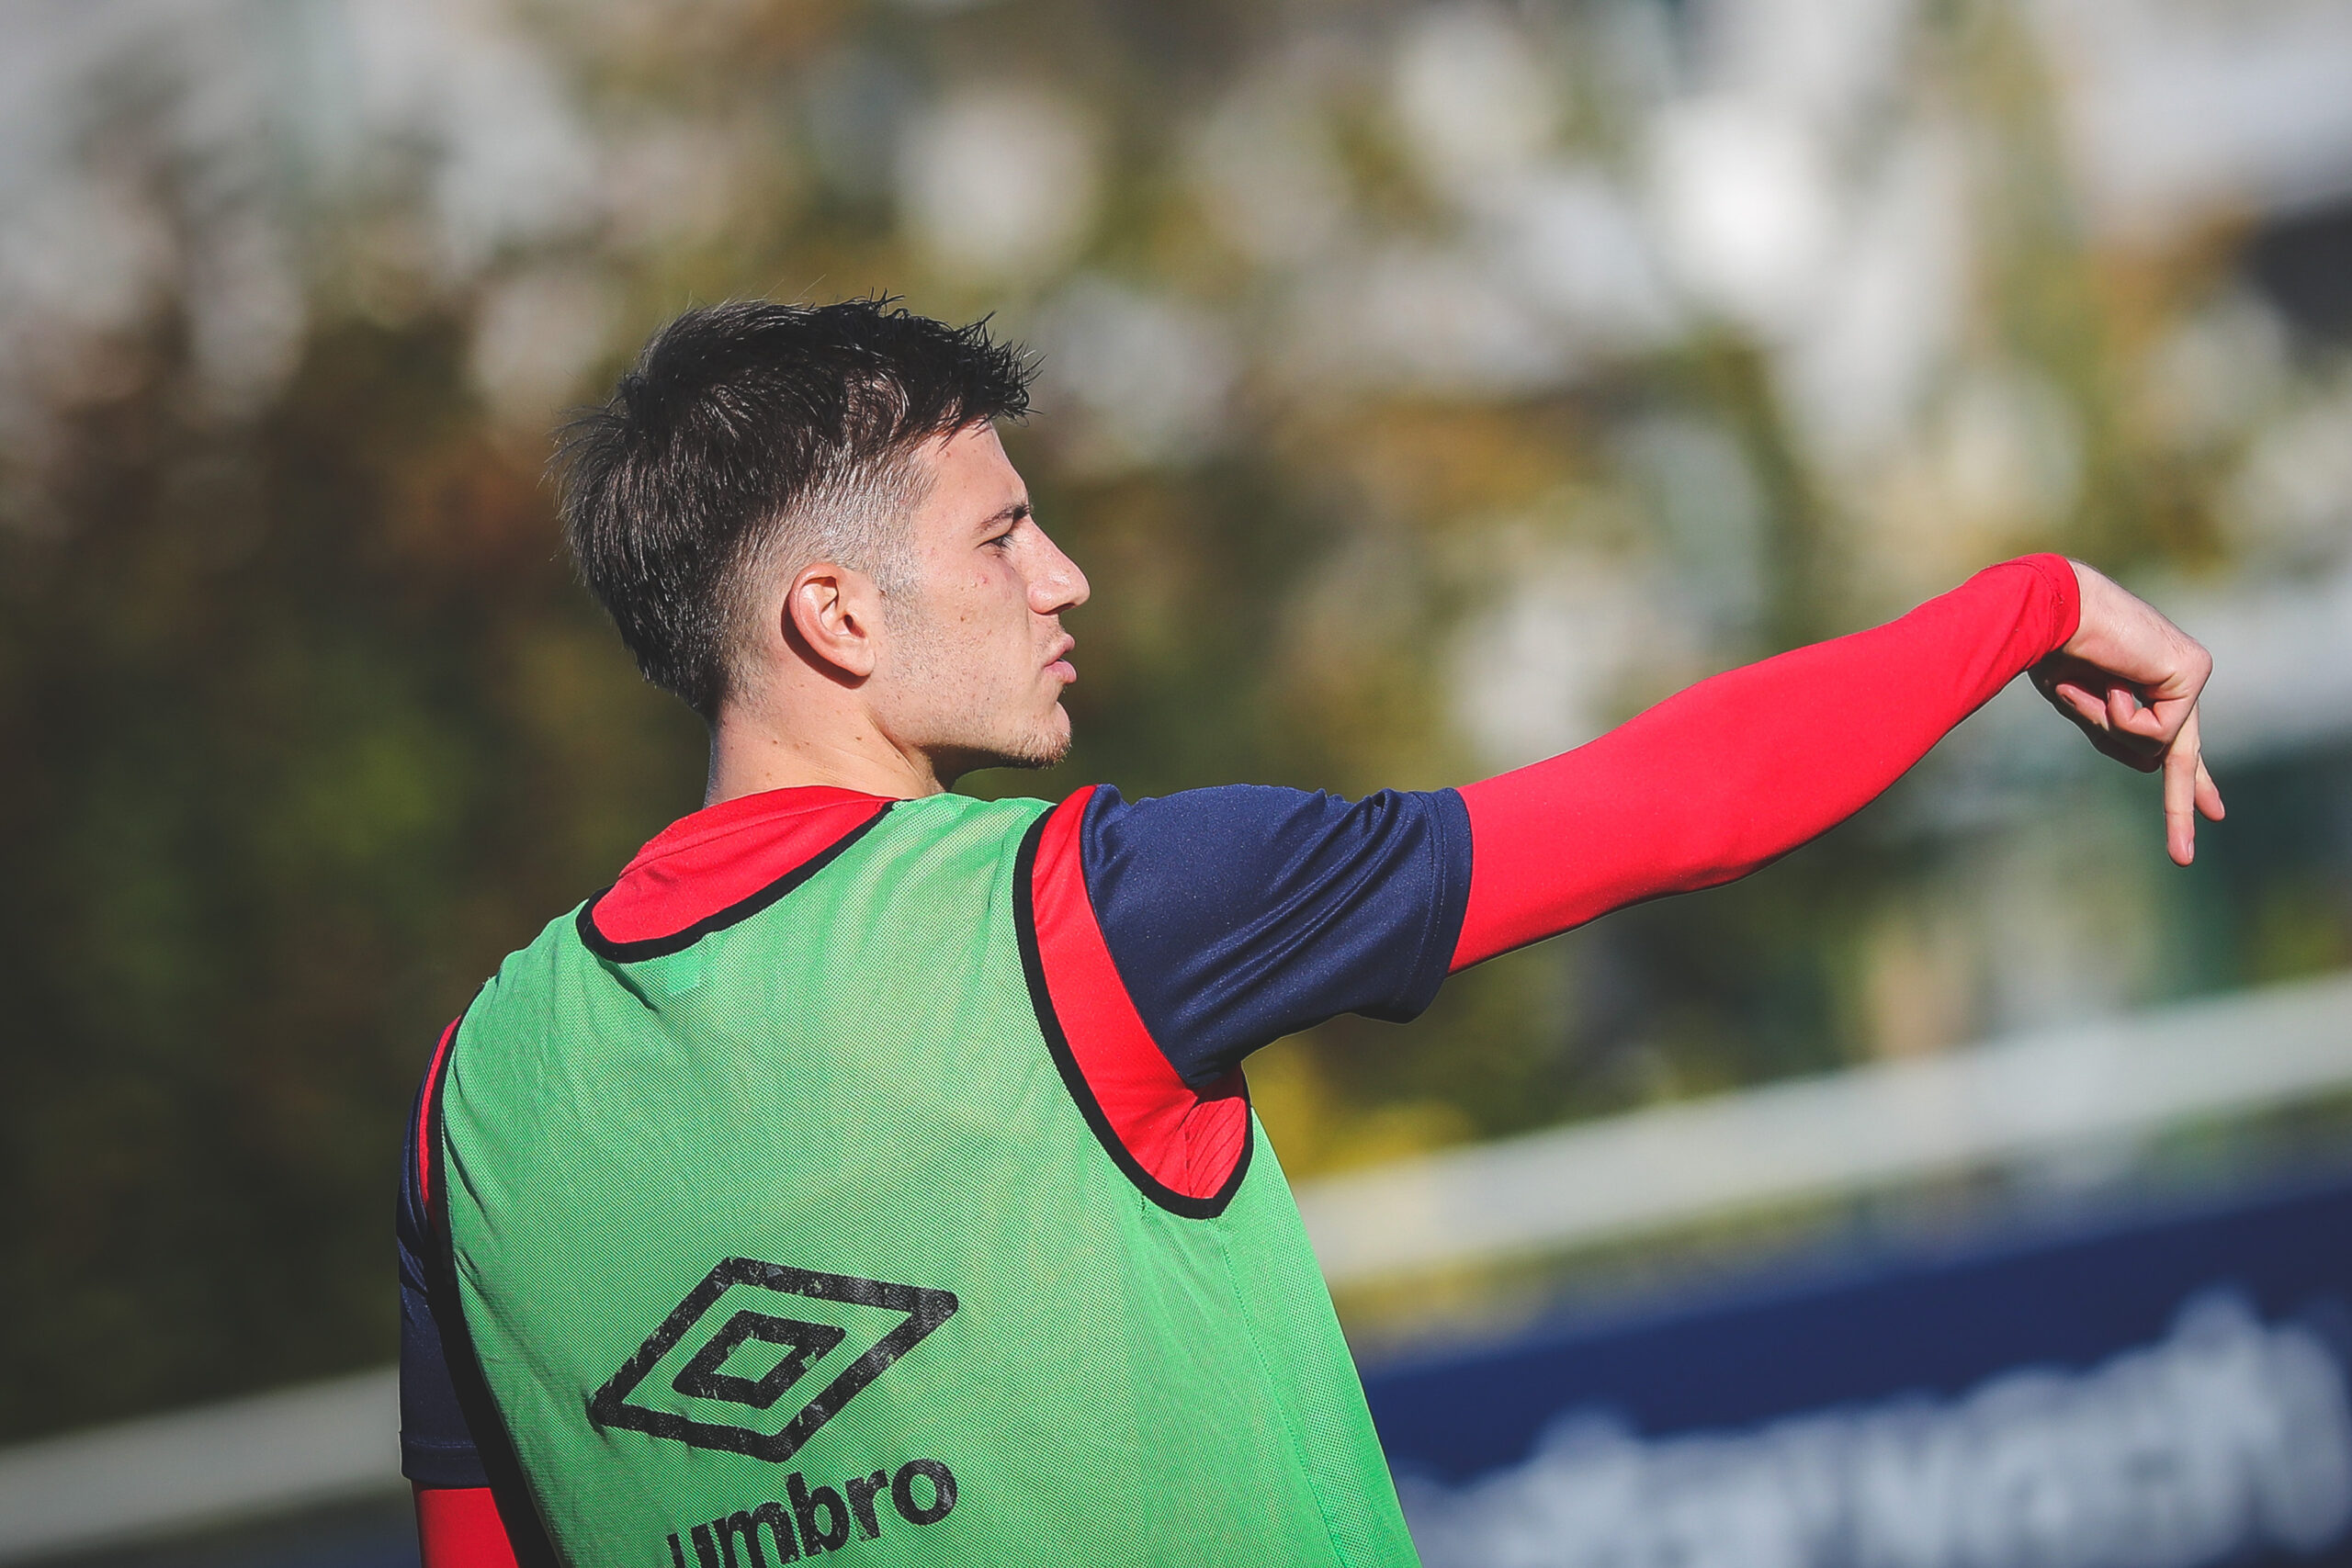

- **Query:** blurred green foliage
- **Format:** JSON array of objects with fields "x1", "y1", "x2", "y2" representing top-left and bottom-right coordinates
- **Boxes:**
[{"x1": 0, "y1": 314, "x2": 702, "y2": 1434}]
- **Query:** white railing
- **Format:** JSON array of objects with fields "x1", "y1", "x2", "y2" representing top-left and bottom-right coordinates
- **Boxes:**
[
  {"x1": 0, "y1": 1367, "x2": 398, "y2": 1563},
  {"x1": 1298, "y1": 970, "x2": 2352, "y2": 1287}
]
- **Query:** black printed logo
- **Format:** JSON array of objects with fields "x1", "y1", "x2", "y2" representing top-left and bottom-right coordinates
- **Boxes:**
[{"x1": 590, "y1": 1259, "x2": 958, "y2": 1463}]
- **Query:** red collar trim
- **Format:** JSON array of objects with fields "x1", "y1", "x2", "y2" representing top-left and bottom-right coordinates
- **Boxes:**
[{"x1": 589, "y1": 786, "x2": 894, "y2": 947}]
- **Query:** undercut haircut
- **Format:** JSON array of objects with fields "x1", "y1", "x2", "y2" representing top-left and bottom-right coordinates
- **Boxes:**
[{"x1": 554, "y1": 298, "x2": 1035, "y2": 718}]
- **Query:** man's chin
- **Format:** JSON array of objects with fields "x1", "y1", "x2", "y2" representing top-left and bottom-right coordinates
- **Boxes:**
[
  {"x1": 940, "y1": 717, "x2": 1071, "y2": 778},
  {"x1": 997, "y1": 724, "x2": 1073, "y2": 772}
]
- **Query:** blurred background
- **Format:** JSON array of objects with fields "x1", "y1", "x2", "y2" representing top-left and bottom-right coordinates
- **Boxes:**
[{"x1": 5, "y1": 0, "x2": 2352, "y2": 1562}]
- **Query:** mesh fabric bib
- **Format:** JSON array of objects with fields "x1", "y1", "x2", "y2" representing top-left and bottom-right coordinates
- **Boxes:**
[{"x1": 427, "y1": 791, "x2": 1419, "y2": 1567}]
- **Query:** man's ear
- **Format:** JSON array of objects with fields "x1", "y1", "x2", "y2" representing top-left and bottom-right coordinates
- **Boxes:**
[{"x1": 784, "y1": 562, "x2": 882, "y2": 682}]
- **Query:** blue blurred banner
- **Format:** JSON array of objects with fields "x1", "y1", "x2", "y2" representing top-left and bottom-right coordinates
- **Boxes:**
[{"x1": 1365, "y1": 1173, "x2": 2352, "y2": 1568}]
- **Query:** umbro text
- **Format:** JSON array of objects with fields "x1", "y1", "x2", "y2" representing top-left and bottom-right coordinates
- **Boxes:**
[{"x1": 665, "y1": 1458, "x2": 957, "y2": 1564}]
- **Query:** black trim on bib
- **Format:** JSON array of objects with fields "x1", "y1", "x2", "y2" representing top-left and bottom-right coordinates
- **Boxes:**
[
  {"x1": 1012, "y1": 810, "x2": 1253, "y2": 1220},
  {"x1": 421, "y1": 1009, "x2": 562, "y2": 1567},
  {"x1": 576, "y1": 802, "x2": 895, "y2": 962}
]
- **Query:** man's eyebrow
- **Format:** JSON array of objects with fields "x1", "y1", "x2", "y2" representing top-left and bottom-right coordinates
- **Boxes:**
[{"x1": 981, "y1": 499, "x2": 1033, "y2": 528}]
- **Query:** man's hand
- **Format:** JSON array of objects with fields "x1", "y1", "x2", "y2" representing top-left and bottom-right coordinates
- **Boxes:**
[{"x1": 2029, "y1": 560, "x2": 2224, "y2": 866}]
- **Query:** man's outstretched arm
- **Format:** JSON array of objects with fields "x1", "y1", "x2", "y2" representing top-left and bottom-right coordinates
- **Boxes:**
[
  {"x1": 1080, "y1": 555, "x2": 2220, "y2": 1086},
  {"x1": 1453, "y1": 554, "x2": 2217, "y2": 965}
]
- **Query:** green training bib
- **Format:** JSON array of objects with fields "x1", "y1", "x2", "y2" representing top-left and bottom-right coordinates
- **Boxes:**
[{"x1": 431, "y1": 791, "x2": 1420, "y2": 1567}]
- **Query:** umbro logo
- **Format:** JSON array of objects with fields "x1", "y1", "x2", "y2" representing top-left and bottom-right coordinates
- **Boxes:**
[{"x1": 589, "y1": 1259, "x2": 958, "y2": 1464}]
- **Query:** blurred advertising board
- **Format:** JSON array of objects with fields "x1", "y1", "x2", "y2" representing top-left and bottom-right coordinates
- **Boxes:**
[{"x1": 1368, "y1": 1173, "x2": 2352, "y2": 1568}]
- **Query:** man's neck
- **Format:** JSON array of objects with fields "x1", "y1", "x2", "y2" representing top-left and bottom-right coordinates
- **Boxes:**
[{"x1": 704, "y1": 702, "x2": 947, "y2": 807}]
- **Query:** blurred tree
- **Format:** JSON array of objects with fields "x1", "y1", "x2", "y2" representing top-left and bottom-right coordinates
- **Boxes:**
[{"x1": 0, "y1": 310, "x2": 701, "y2": 1438}]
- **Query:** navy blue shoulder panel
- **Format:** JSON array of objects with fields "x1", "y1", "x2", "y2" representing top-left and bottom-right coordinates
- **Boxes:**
[
  {"x1": 1079, "y1": 784, "x2": 1474, "y2": 1089},
  {"x1": 397, "y1": 1079, "x2": 488, "y2": 1489}
]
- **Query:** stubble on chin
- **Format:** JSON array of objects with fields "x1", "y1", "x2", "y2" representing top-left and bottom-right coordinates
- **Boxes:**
[{"x1": 990, "y1": 708, "x2": 1072, "y2": 772}]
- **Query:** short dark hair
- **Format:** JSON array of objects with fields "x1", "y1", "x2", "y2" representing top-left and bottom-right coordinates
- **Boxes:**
[{"x1": 554, "y1": 298, "x2": 1035, "y2": 718}]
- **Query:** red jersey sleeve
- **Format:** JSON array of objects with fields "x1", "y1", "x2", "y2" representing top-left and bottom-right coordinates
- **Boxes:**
[{"x1": 1452, "y1": 556, "x2": 2080, "y2": 967}]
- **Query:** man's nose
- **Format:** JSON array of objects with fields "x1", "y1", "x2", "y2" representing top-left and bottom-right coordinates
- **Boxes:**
[{"x1": 1030, "y1": 535, "x2": 1090, "y2": 615}]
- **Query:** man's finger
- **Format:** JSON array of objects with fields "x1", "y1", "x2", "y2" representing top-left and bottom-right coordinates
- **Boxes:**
[
  {"x1": 2052, "y1": 687, "x2": 2163, "y2": 771},
  {"x1": 2066, "y1": 695, "x2": 2165, "y2": 770},
  {"x1": 2041, "y1": 659, "x2": 2175, "y2": 746},
  {"x1": 2195, "y1": 755, "x2": 2226, "y2": 823},
  {"x1": 2055, "y1": 682, "x2": 2110, "y2": 730},
  {"x1": 2113, "y1": 679, "x2": 2200, "y2": 750},
  {"x1": 2118, "y1": 703, "x2": 2172, "y2": 741},
  {"x1": 2164, "y1": 706, "x2": 2206, "y2": 865},
  {"x1": 2037, "y1": 662, "x2": 2126, "y2": 735}
]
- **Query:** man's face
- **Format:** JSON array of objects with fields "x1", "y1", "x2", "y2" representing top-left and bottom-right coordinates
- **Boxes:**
[{"x1": 871, "y1": 423, "x2": 1089, "y2": 779}]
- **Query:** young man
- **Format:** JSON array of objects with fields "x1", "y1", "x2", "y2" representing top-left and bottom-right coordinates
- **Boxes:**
[{"x1": 399, "y1": 300, "x2": 2221, "y2": 1567}]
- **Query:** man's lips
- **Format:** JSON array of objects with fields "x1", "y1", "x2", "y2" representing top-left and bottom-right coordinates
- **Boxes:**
[{"x1": 1045, "y1": 635, "x2": 1077, "y2": 684}]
